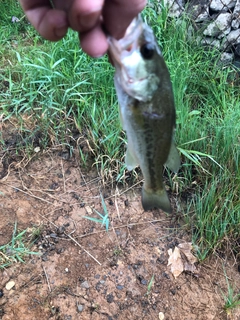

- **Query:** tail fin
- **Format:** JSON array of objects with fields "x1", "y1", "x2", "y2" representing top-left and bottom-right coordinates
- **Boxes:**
[{"x1": 141, "y1": 186, "x2": 172, "y2": 213}]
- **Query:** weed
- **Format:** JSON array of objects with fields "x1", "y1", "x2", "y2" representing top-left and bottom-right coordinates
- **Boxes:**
[
  {"x1": 221, "y1": 269, "x2": 240, "y2": 314},
  {"x1": 83, "y1": 194, "x2": 110, "y2": 231},
  {"x1": 146, "y1": 275, "x2": 155, "y2": 296},
  {"x1": 0, "y1": 223, "x2": 40, "y2": 269}
]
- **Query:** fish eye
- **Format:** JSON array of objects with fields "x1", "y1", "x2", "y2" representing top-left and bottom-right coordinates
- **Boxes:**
[{"x1": 140, "y1": 43, "x2": 155, "y2": 59}]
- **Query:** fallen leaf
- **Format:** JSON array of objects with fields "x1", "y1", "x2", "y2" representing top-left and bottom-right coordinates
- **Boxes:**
[
  {"x1": 167, "y1": 247, "x2": 184, "y2": 278},
  {"x1": 178, "y1": 242, "x2": 198, "y2": 264},
  {"x1": 168, "y1": 243, "x2": 198, "y2": 278},
  {"x1": 184, "y1": 262, "x2": 197, "y2": 273}
]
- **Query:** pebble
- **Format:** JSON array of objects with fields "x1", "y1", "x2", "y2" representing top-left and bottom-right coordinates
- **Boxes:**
[
  {"x1": 159, "y1": 312, "x2": 165, "y2": 320},
  {"x1": 50, "y1": 233, "x2": 57, "y2": 238},
  {"x1": 77, "y1": 304, "x2": 84, "y2": 312},
  {"x1": 5, "y1": 281, "x2": 15, "y2": 291},
  {"x1": 81, "y1": 281, "x2": 90, "y2": 289},
  {"x1": 116, "y1": 285, "x2": 124, "y2": 290},
  {"x1": 141, "y1": 279, "x2": 148, "y2": 285},
  {"x1": 106, "y1": 293, "x2": 114, "y2": 303}
]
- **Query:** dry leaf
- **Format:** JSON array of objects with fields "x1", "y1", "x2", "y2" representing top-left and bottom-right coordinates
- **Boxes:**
[
  {"x1": 184, "y1": 262, "x2": 197, "y2": 273},
  {"x1": 167, "y1": 247, "x2": 184, "y2": 278},
  {"x1": 168, "y1": 243, "x2": 198, "y2": 278},
  {"x1": 178, "y1": 242, "x2": 198, "y2": 264}
]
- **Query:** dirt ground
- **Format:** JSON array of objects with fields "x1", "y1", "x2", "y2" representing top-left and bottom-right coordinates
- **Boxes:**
[{"x1": 1, "y1": 121, "x2": 240, "y2": 320}]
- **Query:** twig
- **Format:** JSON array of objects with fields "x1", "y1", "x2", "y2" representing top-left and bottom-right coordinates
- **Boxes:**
[
  {"x1": 75, "y1": 218, "x2": 168, "y2": 239},
  {"x1": 65, "y1": 233, "x2": 101, "y2": 266},
  {"x1": 42, "y1": 265, "x2": 51, "y2": 292},
  {"x1": 61, "y1": 160, "x2": 66, "y2": 193},
  {"x1": 114, "y1": 187, "x2": 121, "y2": 222},
  {"x1": 2, "y1": 184, "x2": 53, "y2": 205}
]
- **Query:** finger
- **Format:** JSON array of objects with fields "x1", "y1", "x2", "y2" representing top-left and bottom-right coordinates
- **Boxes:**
[
  {"x1": 19, "y1": 0, "x2": 68, "y2": 41},
  {"x1": 80, "y1": 23, "x2": 108, "y2": 57},
  {"x1": 103, "y1": 0, "x2": 146, "y2": 38},
  {"x1": 68, "y1": 0, "x2": 104, "y2": 32}
]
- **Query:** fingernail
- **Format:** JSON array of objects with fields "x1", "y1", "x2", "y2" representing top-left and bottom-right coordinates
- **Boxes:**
[
  {"x1": 55, "y1": 25, "x2": 68, "y2": 38},
  {"x1": 79, "y1": 11, "x2": 100, "y2": 30}
]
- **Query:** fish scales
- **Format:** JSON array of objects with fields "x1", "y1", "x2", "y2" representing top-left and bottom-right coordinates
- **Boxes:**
[{"x1": 109, "y1": 15, "x2": 180, "y2": 213}]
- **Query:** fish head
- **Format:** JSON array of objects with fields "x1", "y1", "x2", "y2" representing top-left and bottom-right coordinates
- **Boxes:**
[{"x1": 108, "y1": 15, "x2": 164, "y2": 102}]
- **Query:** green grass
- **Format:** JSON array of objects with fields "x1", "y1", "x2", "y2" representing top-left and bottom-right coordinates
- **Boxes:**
[
  {"x1": 0, "y1": 1, "x2": 239, "y2": 261},
  {"x1": 222, "y1": 268, "x2": 240, "y2": 314},
  {"x1": 83, "y1": 194, "x2": 110, "y2": 231},
  {"x1": 0, "y1": 223, "x2": 40, "y2": 269}
]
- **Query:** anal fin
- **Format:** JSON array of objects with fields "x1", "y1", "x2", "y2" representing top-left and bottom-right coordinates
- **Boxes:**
[
  {"x1": 125, "y1": 145, "x2": 139, "y2": 171},
  {"x1": 165, "y1": 141, "x2": 181, "y2": 173}
]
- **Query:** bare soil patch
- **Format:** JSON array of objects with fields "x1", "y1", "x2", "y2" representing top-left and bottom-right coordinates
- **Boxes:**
[{"x1": 0, "y1": 122, "x2": 240, "y2": 320}]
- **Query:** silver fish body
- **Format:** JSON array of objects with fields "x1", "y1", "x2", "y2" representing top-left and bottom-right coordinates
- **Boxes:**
[{"x1": 108, "y1": 15, "x2": 180, "y2": 213}]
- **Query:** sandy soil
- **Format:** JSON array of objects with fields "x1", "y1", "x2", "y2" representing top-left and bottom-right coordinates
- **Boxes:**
[{"x1": 0, "y1": 121, "x2": 240, "y2": 320}]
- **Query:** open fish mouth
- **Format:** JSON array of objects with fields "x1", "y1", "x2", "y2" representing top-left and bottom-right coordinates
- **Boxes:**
[{"x1": 108, "y1": 15, "x2": 143, "y2": 66}]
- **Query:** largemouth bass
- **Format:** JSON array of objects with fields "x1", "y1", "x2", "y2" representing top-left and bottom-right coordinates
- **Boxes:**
[{"x1": 108, "y1": 15, "x2": 180, "y2": 213}]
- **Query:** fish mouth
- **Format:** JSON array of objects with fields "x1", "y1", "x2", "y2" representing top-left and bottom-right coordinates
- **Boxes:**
[{"x1": 108, "y1": 15, "x2": 143, "y2": 68}]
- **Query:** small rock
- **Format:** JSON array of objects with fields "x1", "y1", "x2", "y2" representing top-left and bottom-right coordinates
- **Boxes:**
[
  {"x1": 201, "y1": 37, "x2": 221, "y2": 49},
  {"x1": 170, "y1": 289, "x2": 176, "y2": 295},
  {"x1": 5, "y1": 281, "x2": 15, "y2": 291},
  {"x1": 85, "y1": 206, "x2": 93, "y2": 215},
  {"x1": 232, "y1": 0, "x2": 240, "y2": 29},
  {"x1": 0, "y1": 290, "x2": 3, "y2": 298},
  {"x1": 203, "y1": 13, "x2": 232, "y2": 38},
  {"x1": 210, "y1": 0, "x2": 236, "y2": 12},
  {"x1": 220, "y1": 52, "x2": 234, "y2": 64},
  {"x1": 162, "y1": 272, "x2": 170, "y2": 279},
  {"x1": 236, "y1": 43, "x2": 240, "y2": 56},
  {"x1": 81, "y1": 281, "x2": 90, "y2": 289},
  {"x1": 34, "y1": 146, "x2": 40, "y2": 153},
  {"x1": 77, "y1": 304, "x2": 84, "y2": 312},
  {"x1": 159, "y1": 312, "x2": 165, "y2": 320},
  {"x1": 116, "y1": 285, "x2": 124, "y2": 290},
  {"x1": 50, "y1": 233, "x2": 57, "y2": 238},
  {"x1": 57, "y1": 226, "x2": 65, "y2": 235},
  {"x1": 106, "y1": 293, "x2": 114, "y2": 303},
  {"x1": 227, "y1": 29, "x2": 240, "y2": 45},
  {"x1": 141, "y1": 279, "x2": 148, "y2": 285},
  {"x1": 187, "y1": 1, "x2": 209, "y2": 23},
  {"x1": 162, "y1": 0, "x2": 185, "y2": 18}
]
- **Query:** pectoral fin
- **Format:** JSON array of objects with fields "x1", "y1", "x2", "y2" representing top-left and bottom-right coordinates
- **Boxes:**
[
  {"x1": 165, "y1": 141, "x2": 181, "y2": 173},
  {"x1": 125, "y1": 145, "x2": 139, "y2": 171}
]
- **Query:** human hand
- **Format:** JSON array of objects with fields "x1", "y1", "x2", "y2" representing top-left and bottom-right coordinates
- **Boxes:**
[{"x1": 19, "y1": 0, "x2": 146, "y2": 57}]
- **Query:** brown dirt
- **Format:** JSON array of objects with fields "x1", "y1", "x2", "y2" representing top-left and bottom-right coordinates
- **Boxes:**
[{"x1": 1, "y1": 122, "x2": 240, "y2": 320}]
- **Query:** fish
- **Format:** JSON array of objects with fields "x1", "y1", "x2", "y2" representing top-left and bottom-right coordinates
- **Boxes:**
[{"x1": 108, "y1": 15, "x2": 180, "y2": 213}]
